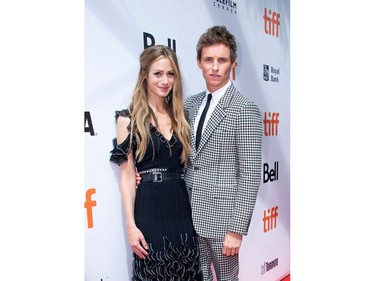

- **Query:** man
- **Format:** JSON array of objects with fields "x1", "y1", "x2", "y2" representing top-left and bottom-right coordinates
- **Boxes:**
[{"x1": 184, "y1": 25, "x2": 262, "y2": 281}]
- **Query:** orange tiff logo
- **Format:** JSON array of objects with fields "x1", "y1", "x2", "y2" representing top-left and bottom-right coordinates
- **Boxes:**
[
  {"x1": 263, "y1": 206, "x2": 279, "y2": 233},
  {"x1": 263, "y1": 8, "x2": 281, "y2": 37},
  {"x1": 263, "y1": 112, "x2": 280, "y2": 136},
  {"x1": 84, "y1": 188, "x2": 96, "y2": 228}
]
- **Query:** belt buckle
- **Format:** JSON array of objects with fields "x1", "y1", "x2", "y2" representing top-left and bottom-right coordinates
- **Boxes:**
[{"x1": 152, "y1": 172, "x2": 162, "y2": 182}]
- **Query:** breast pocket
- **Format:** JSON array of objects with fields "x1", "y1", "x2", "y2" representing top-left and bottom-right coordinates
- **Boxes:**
[{"x1": 210, "y1": 122, "x2": 234, "y2": 148}]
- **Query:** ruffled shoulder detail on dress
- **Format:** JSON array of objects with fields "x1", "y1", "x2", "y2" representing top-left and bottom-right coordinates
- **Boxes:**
[
  {"x1": 109, "y1": 137, "x2": 133, "y2": 166},
  {"x1": 115, "y1": 109, "x2": 132, "y2": 132},
  {"x1": 115, "y1": 108, "x2": 131, "y2": 119},
  {"x1": 110, "y1": 109, "x2": 135, "y2": 166}
]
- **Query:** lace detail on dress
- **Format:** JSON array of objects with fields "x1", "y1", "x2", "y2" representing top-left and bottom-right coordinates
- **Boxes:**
[
  {"x1": 151, "y1": 125, "x2": 177, "y2": 148},
  {"x1": 132, "y1": 234, "x2": 201, "y2": 281},
  {"x1": 151, "y1": 125, "x2": 178, "y2": 158}
]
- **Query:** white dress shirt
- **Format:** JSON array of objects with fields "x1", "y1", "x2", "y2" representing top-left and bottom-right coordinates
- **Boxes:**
[{"x1": 194, "y1": 80, "x2": 231, "y2": 137}]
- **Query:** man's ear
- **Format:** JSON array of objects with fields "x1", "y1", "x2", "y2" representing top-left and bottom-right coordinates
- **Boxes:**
[{"x1": 197, "y1": 58, "x2": 203, "y2": 69}]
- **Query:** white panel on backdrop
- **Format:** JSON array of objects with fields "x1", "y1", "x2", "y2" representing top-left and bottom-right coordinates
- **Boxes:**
[{"x1": 85, "y1": 1, "x2": 290, "y2": 280}]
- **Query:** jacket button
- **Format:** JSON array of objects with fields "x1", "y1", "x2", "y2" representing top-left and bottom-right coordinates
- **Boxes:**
[{"x1": 194, "y1": 166, "x2": 200, "y2": 171}]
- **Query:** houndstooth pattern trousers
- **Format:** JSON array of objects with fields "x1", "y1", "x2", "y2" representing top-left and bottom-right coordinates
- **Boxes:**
[{"x1": 198, "y1": 236, "x2": 239, "y2": 281}]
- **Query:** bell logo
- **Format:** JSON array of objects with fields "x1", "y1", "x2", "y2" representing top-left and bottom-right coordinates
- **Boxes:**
[
  {"x1": 263, "y1": 206, "x2": 278, "y2": 233},
  {"x1": 263, "y1": 161, "x2": 279, "y2": 183},
  {"x1": 84, "y1": 188, "x2": 96, "y2": 229},
  {"x1": 143, "y1": 32, "x2": 176, "y2": 52}
]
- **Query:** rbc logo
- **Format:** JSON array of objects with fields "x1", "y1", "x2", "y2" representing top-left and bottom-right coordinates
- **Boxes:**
[{"x1": 263, "y1": 64, "x2": 269, "y2": 81}]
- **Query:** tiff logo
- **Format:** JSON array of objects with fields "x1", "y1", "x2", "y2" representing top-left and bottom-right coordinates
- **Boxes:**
[
  {"x1": 263, "y1": 8, "x2": 280, "y2": 37},
  {"x1": 263, "y1": 206, "x2": 278, "y2": 233},
  {"x1": 263, "y1": 112, "x2": 280, "y2": 136},
  {"x1": 84, "y1": 188, "x2": 96, "y2": 229}
]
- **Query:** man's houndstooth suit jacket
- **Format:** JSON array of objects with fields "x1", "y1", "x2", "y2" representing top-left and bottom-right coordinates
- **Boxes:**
[{"x1": 184, "y1": 82, "x2": 263, "y2": 239}]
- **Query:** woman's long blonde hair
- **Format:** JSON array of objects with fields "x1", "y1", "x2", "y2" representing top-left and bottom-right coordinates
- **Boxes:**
[{"x1": 128, "y1": 45, "x2": 191, "y2": 166}]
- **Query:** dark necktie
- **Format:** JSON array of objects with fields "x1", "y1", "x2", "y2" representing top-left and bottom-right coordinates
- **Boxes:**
[{"x1": 195, "y1": 93, "x2": 212, "y2": 150}]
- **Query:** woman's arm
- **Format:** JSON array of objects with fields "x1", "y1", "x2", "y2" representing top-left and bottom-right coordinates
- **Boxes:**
[{"x1": 117, "y1": 116, "x2": 148, "y2": 259}]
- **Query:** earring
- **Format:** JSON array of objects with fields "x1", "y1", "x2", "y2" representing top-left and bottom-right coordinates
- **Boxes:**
[{"x1": 165, "y1": 92, "x2": 171, "y2": 103}]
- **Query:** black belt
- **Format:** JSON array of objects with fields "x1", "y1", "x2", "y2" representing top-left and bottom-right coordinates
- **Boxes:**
[{"x1": 139, "y1": 168, "x2": 184, "y2": 183}]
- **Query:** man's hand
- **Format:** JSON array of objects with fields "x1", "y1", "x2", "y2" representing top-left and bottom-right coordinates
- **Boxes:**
[{"x1": 222, "y1": 231, "x2": 242, "y2": 256}]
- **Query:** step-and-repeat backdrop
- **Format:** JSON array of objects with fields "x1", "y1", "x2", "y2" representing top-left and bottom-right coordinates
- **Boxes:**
[{"x1": 84, "y1": 0, "x2": 290, "y2": 280}]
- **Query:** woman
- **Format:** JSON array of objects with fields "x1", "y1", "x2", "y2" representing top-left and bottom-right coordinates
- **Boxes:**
[{"x1": 110, "y1": 45, "x2": 201, "y2": 280}]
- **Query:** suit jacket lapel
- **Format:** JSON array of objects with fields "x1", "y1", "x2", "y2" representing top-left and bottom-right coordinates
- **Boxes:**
[
  {"x1": 196, "y1": 103, "x2": 225, "y2": 153},
  {"x1": 196, "y1": 83, "x2": 236, "y2": 153},
  {"x1": 188, "y1": 92, "x2": 206, "y2": 152}
]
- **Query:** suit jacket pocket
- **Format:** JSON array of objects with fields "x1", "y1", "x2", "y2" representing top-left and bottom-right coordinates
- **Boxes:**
[{"x1": 211, "y1": 190, "x2": 236, "y2": 223}]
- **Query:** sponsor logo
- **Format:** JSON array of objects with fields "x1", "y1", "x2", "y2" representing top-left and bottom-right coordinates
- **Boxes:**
[
  {"x1": 263, "y1": 8, "x2": 281, "y2": 37},
  {"x1": 84, "y1": 188, "x2": 96, "y2": 229},
  {"x1": 263, "y1": 112, "x2": 280, "y2": 136},
  {"x1": 211, "y1": 0, "x2": 238, "y2": 14},
  {"x1": 263, "y1": 64, "x2": 280, "y2": 83},
  {"x1": 143, "y1": 32, "x2": 177, "y2": 52},
  {"x1": 263, "y1": 206, "x2": 278, "y2": 233},
  {"x1": 84, "y1": 111, "x2": 96, "y2": 136},
  {"x1": 263, "y1": 64, "x2": 269, "y2": 81},
  {"x1": 263, "y1": 161, "x2": 279, "y2": 183},
  {"x1": 261, "y1": 258, "x2": 279, "y2": 275}
]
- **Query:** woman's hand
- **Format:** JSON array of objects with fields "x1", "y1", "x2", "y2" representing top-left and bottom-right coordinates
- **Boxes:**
[
  {"x1": 127, "y1": 225, "x2": 149, "y2": 259},
  {"x1": 135, "y1": 172, "x2": 142, "y2": 186}
]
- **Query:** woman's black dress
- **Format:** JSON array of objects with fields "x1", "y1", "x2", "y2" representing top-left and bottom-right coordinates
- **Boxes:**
[{"x1": 110, "y1": 110, "x2": 201, "y2": 281}]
